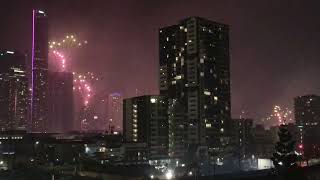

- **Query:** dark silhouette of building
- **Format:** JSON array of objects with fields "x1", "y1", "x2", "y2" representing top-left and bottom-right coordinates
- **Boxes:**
[
  {"x1": 48, "y1": 72, "x2": 74, "y2": 132},
  {"x1": 230, "y1": 118, "x2": 254, "y2": 159},
  {"x1": 0, "y1": 50, "x2": 28, "y2": 130},
  {"x1": 123, "y1": 95, "x2": 168, "y2": 159},
  {"x1": 30, "y1": 10, "x2": 49, "y2": 133},
  {"x1": 252, "y1": 124, "x2": 275, "y2": 158},
  {"x1": 294, "y1": 95, "x2": 320, "y2": 159},
  {"x1": 159, "y1": 17, "x2": 231, "y2": 157}
]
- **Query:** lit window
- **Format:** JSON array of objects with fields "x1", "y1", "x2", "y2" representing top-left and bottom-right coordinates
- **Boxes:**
[
  {"x1": 200, "y1": 59, "x2": 204, "y2": 63},
  {"x1": 166, "y1": 37, "x2": 169, "y2": 41},
  {"x1": 220, "y1": 128, "x2": 224, "y2": 133},
  {"x1": 171, "y1": 81, "x2": 176, "y2": 85},
  {"x1": 200, "y1": 72, "x2": 204, "y2": 77},
  {"x1": 204, "y1": 91, "x2": 211, "y2": 95},
  {"x1": 175, "y1": 75, "x2": 182, "y2": 80},
  {"x1": 206, "y1": 124, "x2": 212, "y2": 128},
  {"x1": 214, "y1": 96, "x2": 218, "y2": 101}
]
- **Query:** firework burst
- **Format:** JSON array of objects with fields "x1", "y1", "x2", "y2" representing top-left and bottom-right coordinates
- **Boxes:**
[
  {"x1": 263, "y1": 105, "x2": 293, "y2": 126},
  {"x1": 49, "y1": 34, "x2": 88, "y2": 72},
  {"x1": 49, "y1": 34, "x2": 88, "y2": 50},
  {"x1": 72, "y1": 72, "x2": 99, "y2": 106}
]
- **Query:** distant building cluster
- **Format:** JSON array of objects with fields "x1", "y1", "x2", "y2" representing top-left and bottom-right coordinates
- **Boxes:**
[{"x1": 0, "y1": 51, "x2": 28, "y2": 131}]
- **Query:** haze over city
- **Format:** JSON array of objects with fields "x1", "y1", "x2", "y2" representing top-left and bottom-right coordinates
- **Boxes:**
[{"x1": 2, "y1": 0, "x2": 320, "y2": 126}]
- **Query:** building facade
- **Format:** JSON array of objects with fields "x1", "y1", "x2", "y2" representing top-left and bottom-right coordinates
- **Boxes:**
[
  {"x1": 48, "y1": 72, "x2": 74, "y2": 133},
  {"x1": 108, "y1": 93, "x2": 122, "y2": 133},
  {"x1": 123, "y1": 95, "x2": 168, "y2": 160},
  {"x1": 252, "y1": 124, "x2": 275, "y2": 159},
  {"x1": 159, "y1": 17, "x2": 231, "y2": 157},
  {"x1": 31, "y1": 10, "x2": 49, "y2": 132},
  {"x1": 294, "y1": 95, "x2": 320, "y2": 158},
  {"x1": 0, "y1": 51, "x2": 28, "y2": 130},
  {"x1": 230, "y1": 118, "x2": 254, "y2": 159}
]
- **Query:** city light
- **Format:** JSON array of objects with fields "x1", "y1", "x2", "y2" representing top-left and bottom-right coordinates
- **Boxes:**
[
  {"x1": 2, "y1": 5, "x2": 319, "y2": 178},
  {"x1": 165, "y1": 169, "x2": 173, "y2": 180},
  {"x1": 299, "y1": 144, "x2": 303, "y2": 149},
  {"x1": 6, "y1": 51, "x2": 14, "y2": 54}
]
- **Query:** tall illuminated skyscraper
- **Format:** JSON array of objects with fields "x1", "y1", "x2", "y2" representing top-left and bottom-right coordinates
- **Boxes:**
[
  {"x1": 0, "y1": 50, "x2": 28, "y2": 130},
  {"x1": 159, "y1": 17, "x2": 231, "y2": 158},
  {"x1": 31, "y1": 10, "x2": 49, "y2": 132}
]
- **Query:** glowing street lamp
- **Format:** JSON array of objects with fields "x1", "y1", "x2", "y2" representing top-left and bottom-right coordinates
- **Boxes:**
[{"x1": 165, "y1": 169, "x2": 173, "y2": 180}]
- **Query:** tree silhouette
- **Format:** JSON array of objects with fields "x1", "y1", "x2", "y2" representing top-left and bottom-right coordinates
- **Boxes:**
[{"x1": 272, "y1": 124, "x2": 298, "y2": 170}]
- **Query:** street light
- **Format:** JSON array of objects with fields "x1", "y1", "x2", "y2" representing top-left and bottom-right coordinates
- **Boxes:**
[{"x1": 165, "y1": 169, "x2": 173, "y2": 180}]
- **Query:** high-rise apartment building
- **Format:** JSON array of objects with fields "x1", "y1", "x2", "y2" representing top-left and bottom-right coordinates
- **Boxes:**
[
  {"x1": 159, "y1": 17, "x2": 231, "y2": 157},
  {"x1": 294, "y1": 95, "x2": 320, "y2": 158},
  {"x1": 31, "y1": 10, "x2": 49, "y2": 132},
  {"x1": 230, "y1": 118, "x2": 254, "y2": 159},
  {"x1": 0, "y1": 50, "x2": 28, "y2": 130},
  {"x1": 123, "y1": 95, "x2": 168, "y2": 159},
  {"x1": 108, "y1": 93, "x2": 122, "y2": 133},
  {"x1": 48, "y1": 72, "x2": 74, "y2": 133}
]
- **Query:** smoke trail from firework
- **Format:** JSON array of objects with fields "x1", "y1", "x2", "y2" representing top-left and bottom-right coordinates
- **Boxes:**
[{"x1": 52, "y1": 50, "x2": 66, "y2": 71}]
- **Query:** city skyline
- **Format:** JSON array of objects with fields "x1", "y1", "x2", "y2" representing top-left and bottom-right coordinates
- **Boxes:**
[
  {"x1": 1, "y1": 0, "x2": 320, "y2": 125},
  {"x1": 0, "y1": 1, "x2": 320, "y2": 178}
]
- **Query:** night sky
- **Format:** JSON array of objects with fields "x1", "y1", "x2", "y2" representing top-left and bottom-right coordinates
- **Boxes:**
[{"x1": 1, "y1": 0, "x2": 320, "y2": 125}]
